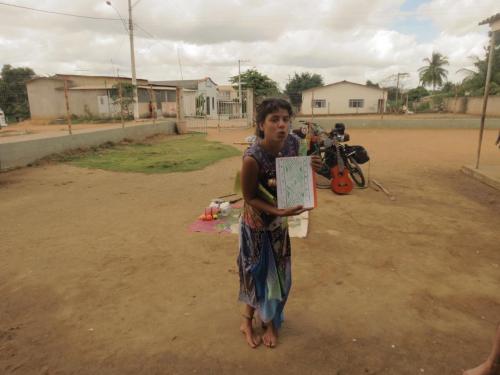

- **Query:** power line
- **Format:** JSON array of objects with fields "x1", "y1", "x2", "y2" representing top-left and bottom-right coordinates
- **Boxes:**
[
  {"x1": 130, "y1": 22, "x2": 185, "y2": 80},
  {"x1": 0, "y1": 2, "x2": 121, "y2": 21},
  {"x1": 132, "y1": 0, "x2": 145, "y2": 8},
  {"x1": 133, "y1": 22, "x2": 156, "y2": 39}
]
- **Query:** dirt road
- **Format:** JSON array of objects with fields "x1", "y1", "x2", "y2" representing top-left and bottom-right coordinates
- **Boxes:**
[{"x1": 1, "y1": 128, "x2": 499, "y2": 375}]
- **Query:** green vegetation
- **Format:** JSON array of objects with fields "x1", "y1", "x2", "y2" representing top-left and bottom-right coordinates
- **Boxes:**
[
  {"x1": 109, "y1": 82, "x2": 136, "y2": 118},
  {"x1": 0, "y1": 64, "x2": 36, "y2": 121},
  {"x1": 65, "y1": 133, "x2": 240, "y2": 174},
  {"x1": 458, "y1": 39, "x2": 500, "y2": 96},
  {"x1": 418, "y1": 52, "x2": 449, "y2": 91},
  {"x1": 229, "y1": 69, "x2": 280, "y2": 99},
  {"x1": 285, "y1": 72, "x2": 324, "y2": 109}
]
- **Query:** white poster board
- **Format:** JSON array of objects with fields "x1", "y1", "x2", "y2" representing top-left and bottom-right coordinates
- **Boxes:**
[{"x1": 276, "y1": 156, "x2": 316, "y2": 209}]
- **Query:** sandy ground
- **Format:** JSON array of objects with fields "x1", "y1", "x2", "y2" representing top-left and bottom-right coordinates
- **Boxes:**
[{"x1": 0, "y1": 127, "x2": 499, "y2": 375}]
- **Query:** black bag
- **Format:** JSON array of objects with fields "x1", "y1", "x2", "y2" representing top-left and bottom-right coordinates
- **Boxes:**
[{"x1": 349, "y1": 145, "x2": 369, "y2": 164}]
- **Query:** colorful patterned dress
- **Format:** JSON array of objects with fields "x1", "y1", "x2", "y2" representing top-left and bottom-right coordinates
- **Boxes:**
[{"x1": 237, "y1": 134, "x2": 300, "y2": 329}]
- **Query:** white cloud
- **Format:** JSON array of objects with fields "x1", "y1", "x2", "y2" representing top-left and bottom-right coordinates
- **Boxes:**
[
  {"x1": 0, "y1": 0, "x2": 496, "y2": 88},
  {"x1": 417, "y1": 0, "x2": 500, "y2": 34}
]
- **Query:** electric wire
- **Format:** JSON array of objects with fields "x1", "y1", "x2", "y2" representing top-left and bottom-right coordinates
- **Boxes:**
[{"x1": 0, "y1": 1, "x2": 121, "y2": 21}]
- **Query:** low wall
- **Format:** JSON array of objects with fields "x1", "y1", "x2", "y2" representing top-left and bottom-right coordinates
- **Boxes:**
[
  {"x1": 292, "y1": 117, "x2": 500, "y2": 129},
  {"x1": 0, "y1": 120, "x2": 176, "y2": 171},
  {"x1": 444, "y1": 96, "x2": 500, "y2": 117}
]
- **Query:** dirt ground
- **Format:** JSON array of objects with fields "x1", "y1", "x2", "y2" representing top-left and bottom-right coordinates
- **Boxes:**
[{"x1": 1, "y1": 127, "x2": 499, "y2": 375}]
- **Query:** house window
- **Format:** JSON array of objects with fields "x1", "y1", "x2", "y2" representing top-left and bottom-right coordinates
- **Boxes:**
[
  {"x1": 312, "y1": 99, "x2": 326, "y2": 108},
  {"x1": 212, "y1": 97, "x2": 215, "y2": 109},
  {"x1": 166, "y1": 90, "x2": 176, "y2": 102},
  {"x1": 349, "y1": 99, "x2": 364, "y2": 108},
  {"x1": 138, "y1": 89, "x2": 150, "y2": 103}
]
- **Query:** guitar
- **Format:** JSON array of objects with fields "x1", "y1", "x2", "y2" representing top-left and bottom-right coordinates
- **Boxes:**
[{"x1": 330, "y1": 134, "x2": 353, "y2": 194}]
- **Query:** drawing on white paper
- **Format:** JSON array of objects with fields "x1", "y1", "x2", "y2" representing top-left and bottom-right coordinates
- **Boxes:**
[{"x1": 276, "y1": 156, "x2": 315, "y2": 209}]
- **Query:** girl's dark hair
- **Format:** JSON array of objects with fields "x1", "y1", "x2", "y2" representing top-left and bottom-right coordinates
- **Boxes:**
[{"x1": 255, "y1": 98, "x2": 293, "y2": 138}]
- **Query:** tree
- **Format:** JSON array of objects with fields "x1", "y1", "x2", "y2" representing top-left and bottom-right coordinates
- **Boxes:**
[
  {"x1": 0, "y1": 64, "x2": 36, "y2": 120},
  {"x1": 418, "y1": 52, "x2": 449, "y2": 91},
  {"x1": 407, "y1": 86, "x2": 429, "y2": 102},
  {"x1": 440, "y1": 81, "x2": 456, "y2": 94},
  {"x1": 459, "y1": 39, "x2": 500, "y2": 96},
  {"x1": 366, "y1": 80, "x2": 380, "y2": 88},
  {"x1": 229, "y1": 69, "x2": 280, "y2": 99},
  {"x1": 284, "y1": 72, "x2": 324, "y2": 108},
  {"x1": 110, "y1": 82, "x2": 136, "y2": 118},
  {"x1": 195, "y1": 94, "x2": 205, "y2": 116}
]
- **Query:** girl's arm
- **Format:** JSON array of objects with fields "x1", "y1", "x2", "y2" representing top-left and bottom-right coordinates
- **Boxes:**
[{"x1": 241, "y1": 156, "x2": 308, "y2": 217}]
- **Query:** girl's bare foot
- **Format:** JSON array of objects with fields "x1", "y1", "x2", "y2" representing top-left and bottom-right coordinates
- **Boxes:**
[
  {"x1": 240, "y1": 317, "x2": 261, "y2": 348},
  {"x1": 463, "y1": 360, "x2": 500, "y2": 375},
  {"x1": 464, "y1": 324, "x2": 500, "y2": 375},
  {"x1": 262, "y1": 322, "x2": 278, "y2": 348}
]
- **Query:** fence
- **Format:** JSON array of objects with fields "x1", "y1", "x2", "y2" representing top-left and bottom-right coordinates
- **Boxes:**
[
  {"x1": 183, "y1": 88, "x2": 254, "y2": 131},
  {"x1": 443, "y1": 96, "x2": 500, "y2": 116},
  {"x1": 217, "y1": 101, "x2": 246, "y2": 120},
  {"x1": 185, "y1": 116, "x2": 208, "y2": 133}
]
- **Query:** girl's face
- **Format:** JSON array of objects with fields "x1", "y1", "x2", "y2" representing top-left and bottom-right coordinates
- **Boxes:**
[{"x1": 259, "y1": 108, "x2": 290, "y2": 142}]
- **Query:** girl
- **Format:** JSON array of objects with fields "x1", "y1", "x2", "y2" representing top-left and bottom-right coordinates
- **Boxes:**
[{"x1": 237, "y1": 98, "x2": 322, "y2": 348}]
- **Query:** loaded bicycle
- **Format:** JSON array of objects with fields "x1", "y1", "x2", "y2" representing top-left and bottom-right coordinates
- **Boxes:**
[{"x1": 295, "y1": 121, "x2": 370, "y2": 194}]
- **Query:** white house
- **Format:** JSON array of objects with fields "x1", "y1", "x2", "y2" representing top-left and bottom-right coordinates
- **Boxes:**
[
  {"x1": 152, "y1": 77, "x2": 219, "y2": 119},
  {"x1": 301, "y1": 80, "x2": 386, "y2": 115}
]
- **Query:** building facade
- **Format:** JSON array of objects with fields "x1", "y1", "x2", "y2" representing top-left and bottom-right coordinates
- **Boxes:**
[
  {"x1": 152, "y1": 78, "x2": 221, "y2": 119},
  {"x1": 301, "y1": 81, "x2": 386, "y2": 115},
  {"x1": 26, "y1": 74, "x2": 194, "y2": 121}
]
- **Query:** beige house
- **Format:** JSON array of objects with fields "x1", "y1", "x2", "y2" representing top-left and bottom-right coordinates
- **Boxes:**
[
  {"x1": 26, "y1": 74, "x2": 194, "y2": 120},
  {"x1": 301, "y1": 81, "x2": 386, "y2": 115},
  {"x1": 217, "y1": 85, "x2": 245, "y2": 119},
  {"x1": 218, "y1": 85, "x2": 238, "y2": 101},
  {"x1": 152, "y1": 77, "x2": 220, "y2": 119}
]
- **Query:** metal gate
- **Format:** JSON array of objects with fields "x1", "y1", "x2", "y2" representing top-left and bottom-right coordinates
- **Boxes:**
[{"x1": 184, "y1": 89, "x2": 254, "y2": 131}]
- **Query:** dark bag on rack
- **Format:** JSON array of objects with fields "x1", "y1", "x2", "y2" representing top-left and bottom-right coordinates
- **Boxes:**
[{"x1": 347, "y1": 145, "x2": 370, "y2": 164}]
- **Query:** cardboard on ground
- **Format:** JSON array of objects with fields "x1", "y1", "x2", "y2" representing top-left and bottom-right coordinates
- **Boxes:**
[{"x1": 276, "y1": 156, "x2": 316, "y2": 209}]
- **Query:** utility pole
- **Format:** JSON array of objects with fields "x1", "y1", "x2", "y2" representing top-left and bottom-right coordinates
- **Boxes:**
[
  {"x1": 128, "y1": 0, "x2": 139, "y2": 120},
  {"x1": 395, "y1": 73, "x2": 409, "y2": 110},
  {"x1": 107, "y1": 1, "x2": 139, "y2": 120},
  {"x1": 63, "y1": 79, "x2": 73, "y2": 135},
  {"x1": 476, "y1": 14, "x2": 500, "y2": 168},
  {"x1": 476, "y1": 31, "x2": 496, "y2": 168},
  {"x1": 238, "y1": 59, "x2": 250, "y2": 118}
]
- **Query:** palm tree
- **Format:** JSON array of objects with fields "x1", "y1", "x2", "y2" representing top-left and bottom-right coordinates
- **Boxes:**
[{"x1": 418, "y1": 52, "x2": 449, "y2": 91}]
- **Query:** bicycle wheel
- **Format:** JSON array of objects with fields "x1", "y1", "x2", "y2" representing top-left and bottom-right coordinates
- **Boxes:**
[{"x1": 346, "y1": 157, "x2": 366, "y2": 187}]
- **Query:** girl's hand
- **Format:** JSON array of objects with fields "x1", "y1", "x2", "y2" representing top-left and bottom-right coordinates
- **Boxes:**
[
  {"x1": 311, "y1": 155, "x2": 323, "y2": 172},
  {"x1": 275, "y1": 205, "x2": 310, "y2": 217}
]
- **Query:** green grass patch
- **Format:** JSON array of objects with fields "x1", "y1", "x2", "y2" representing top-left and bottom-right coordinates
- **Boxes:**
[{"x1": 66, "y1": 133, "x2": 240, "y2": 174}]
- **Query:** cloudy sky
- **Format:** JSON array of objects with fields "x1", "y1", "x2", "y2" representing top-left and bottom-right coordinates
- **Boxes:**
[{"x1": 0, "y1": 0, "x2": 498, "y2": 89}]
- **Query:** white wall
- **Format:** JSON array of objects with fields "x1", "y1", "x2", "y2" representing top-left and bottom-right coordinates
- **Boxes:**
[
  {"x1": 197, "y1": 80, "x2": 219, "y2": 119},
  {"x1": 301, "y1": 82, "x2": 385, "y2": 115},
  {"x1": 183, "y1": 91, "x2": 197, "y2": 116}
]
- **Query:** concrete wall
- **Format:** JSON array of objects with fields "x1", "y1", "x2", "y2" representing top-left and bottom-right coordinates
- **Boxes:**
[
  {"x1": 302, "y1": 82, "x2": 385, "y2": 115},
  {"x1": 28, "y1": 76, "x2": 152, "y2": 120},
  {"x1": 0, "y1": 120, "x2": 176, "y2": 171},
  {"x1": 27, "y1": 79, "x2": 66, "y2": 120},
  {"x1": 444, "y1": 96, "x2": 500, "y2": 116},
  {"x1": 68, "y1": 89, "x2": 108, "y2": 118},
  {"x1": 183, "y1": 91, "x2": 197, "y2": 116},
  {"x1": 292, "y1": 116, "x2": 500, "y2": 129}
]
